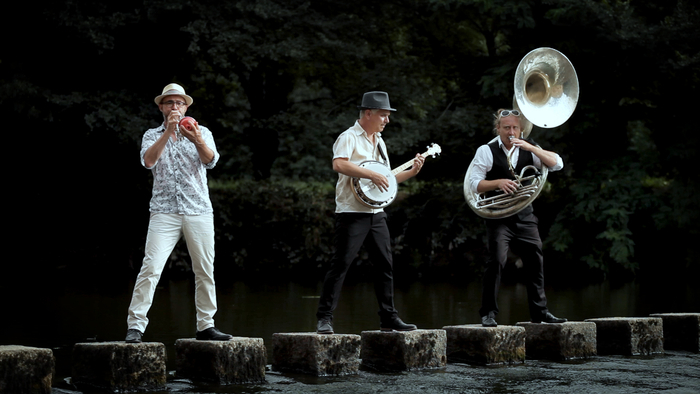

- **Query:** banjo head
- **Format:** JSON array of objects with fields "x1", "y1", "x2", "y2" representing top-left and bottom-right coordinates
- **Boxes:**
[{"x1": 353, "y1": 161, "x2": 398, "y2": 208}]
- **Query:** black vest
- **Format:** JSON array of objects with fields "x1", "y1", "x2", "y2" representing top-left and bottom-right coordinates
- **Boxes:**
[
  {"x1": 485, "y1": 140, "x2": 535, "y2": 181},
  {"x1": 485, "y1": 139, "x2": 537, "y2": 218}
]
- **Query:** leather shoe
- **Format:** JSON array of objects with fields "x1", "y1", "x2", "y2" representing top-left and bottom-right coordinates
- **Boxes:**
[
  {"x1": 380, "y1": 316, "x2": 417, "y2": 332},
  {"x1": 532, "y1": 312, "x2": 567, "y2": 324},
  {"x1": 125, "y1": 329, "x2": 143, "y2": 343},
  {"x1": 196, "y1": 327, "x2": 233, "y2": 341},
  {"x1": 481, "y1": 311, "x2": 497, "y2": 327},
  {"x1": 317, "y1": 319, "x2": 334, "y2": 334}
]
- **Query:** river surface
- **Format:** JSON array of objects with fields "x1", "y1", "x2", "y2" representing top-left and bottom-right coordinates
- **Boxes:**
[{"x1": 3, "y1": 275, "x2": 699, "y2": 393}]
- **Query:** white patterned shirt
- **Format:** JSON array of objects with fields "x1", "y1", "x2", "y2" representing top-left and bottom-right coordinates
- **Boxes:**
[
  {"x1": 140, "y1": 124, "x2": 219, "y2": 215},
  {"x1": 333, "y1": 121, "x2": 390, "y2": 214}
]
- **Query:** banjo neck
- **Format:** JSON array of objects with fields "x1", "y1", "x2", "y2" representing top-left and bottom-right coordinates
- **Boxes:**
[
  {"x1": 352, "y1": 143, "x2": 440, "y2": 209},
  {"x1": 389, "y1": 149, "x2": 431, "y2": 175}
]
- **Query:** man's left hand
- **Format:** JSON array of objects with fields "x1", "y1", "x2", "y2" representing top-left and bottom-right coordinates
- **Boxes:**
[
  {"x1": 412, "y1": 154, "x2": 425, "y2": 175},
  {"x1": 181, "y1": 121, "x2": 204, "y2": 145},
  {"x1": 511, "y1": 138, "x2": 534, "y2": 152}
]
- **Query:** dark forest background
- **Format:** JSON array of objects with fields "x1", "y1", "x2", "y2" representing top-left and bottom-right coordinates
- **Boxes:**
[{"x1": 3, "y1": 0, "x2": 699, "y2": 287}]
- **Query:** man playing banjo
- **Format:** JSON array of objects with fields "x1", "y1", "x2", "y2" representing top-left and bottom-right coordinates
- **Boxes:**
[{"x1": 315, "y1": 91, "x2": 425, "y2": 334}]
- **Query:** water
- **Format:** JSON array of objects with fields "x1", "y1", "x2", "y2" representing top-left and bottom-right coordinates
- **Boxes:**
[{"x1": 3, "y1": 275, "x2": 699, "y2": 393}]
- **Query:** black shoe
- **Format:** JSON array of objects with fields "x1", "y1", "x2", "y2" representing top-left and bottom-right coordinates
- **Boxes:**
[
  {"x1": 125, "y1": 329, "x2": 143, "y2": 343},
  {"x1": 380, "y1": 317, "x2": 417, "y2": 332},
  {"x1": 196, "y1": 327, "x2": 233, "y2": 341},
  {"x1": 317, "y1": 319, "x2": 334, "y2": 334},
  {"x1": 481, "y1": 311, "x2": 497, "y2": 327},
  {"x1": 532, "y1": 312, "x2": 567, "y2": 324}
]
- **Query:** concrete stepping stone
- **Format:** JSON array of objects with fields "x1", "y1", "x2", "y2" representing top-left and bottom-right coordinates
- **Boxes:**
[
  {"x1": 442, "y1": 324, "x2": 526, "y2": 365},
  {"x1": 360, "y1": 329, "x2": 447, "y2": 372},
  {"x1": 175, "y1": 337, "x2": 266, "y2": 384},
  {"x1": 650, "y1": 313, "x2": 700, "y2": 352},
  {"x1": 0, "y1": 345, "x2": 54, "y2": 394},
  {"x1": 584, "y1": 317, "x2": 664, "y2": 356},
  {"x1": 516, "y1": 321, "x2": 597, "y2": 360},
  {"x1": 271, "y1": 332, "x2": 361, "y2": 376},
  {"x1": 71, "y1": 342, "x2": 166, "y2": 392}
]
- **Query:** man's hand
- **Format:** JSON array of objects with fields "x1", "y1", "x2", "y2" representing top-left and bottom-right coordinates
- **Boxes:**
[
  {"x1": 180, "y1": 119, "x2": 203, "y2": 145},
  {"x1": 165, "y1": 110, "x2": 182, "y2": 137},
  {"x1": 411, "y1": 154, "x2": 425, "y2": 175},
  {"x1": 511, "y1": 138, "x2": 534, "y2": 152},
  {"x1": 496, "y1": 178, "x2": 519, "y2": 194},
  {"x1": 369, "y1": 171, "x2": 390, "y2": 192}
]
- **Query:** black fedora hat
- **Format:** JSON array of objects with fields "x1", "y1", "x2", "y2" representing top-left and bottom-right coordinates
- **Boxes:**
[{"x1": 357, "y1": 91, "x2": 396, "y2": 111}]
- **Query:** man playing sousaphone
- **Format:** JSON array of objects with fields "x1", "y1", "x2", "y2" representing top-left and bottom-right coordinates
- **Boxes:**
[
  {"x1": 315, "y1": 91, "x2": 424, "y2": 334},
  {"x1": 467, "y1": 108, "x2": 567, "y2": 327}
]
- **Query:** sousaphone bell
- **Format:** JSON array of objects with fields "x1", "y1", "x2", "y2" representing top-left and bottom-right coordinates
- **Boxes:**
[{"x1": 464, "y1": 47, "x2": 579, "y2": 219}]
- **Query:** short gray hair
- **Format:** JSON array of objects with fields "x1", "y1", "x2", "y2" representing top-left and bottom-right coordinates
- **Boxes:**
[{"x1": 359, "y1": 108, "x2": 378, "y2": 119}]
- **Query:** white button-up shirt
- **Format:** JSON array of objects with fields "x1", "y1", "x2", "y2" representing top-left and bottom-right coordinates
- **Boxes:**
[
  {"x1": 140, "y1": 124, "x2": 219, "y2": 215},
  {"x1": 468, "y1": 137, "x2": 564, "y2": 193},
  {"x1": 333, "y1": 121, "x2": 390, "y2": 214}
]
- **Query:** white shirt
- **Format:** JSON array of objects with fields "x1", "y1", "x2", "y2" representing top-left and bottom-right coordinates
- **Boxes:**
[
  {"x1": 333, "y1": 121, "x2": 390, "y2": 213},
  {"x1": 468, "y1": 137, "x2": 563, "y2": 193},
  {"x1": 140, "y1": 124, "x2": 219, "y2": 215}
]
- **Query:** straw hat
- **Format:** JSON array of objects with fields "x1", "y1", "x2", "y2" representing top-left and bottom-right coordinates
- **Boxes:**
[{"x1": 154, "y1": 83, "x2": 193, "y2": 106}]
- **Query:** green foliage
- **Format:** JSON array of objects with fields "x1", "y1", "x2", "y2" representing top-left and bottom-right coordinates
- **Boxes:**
[
  {"x1": 208, "y1": 178, "x2": 488, "y2": 280},
  {"x1": 4, "y1": 0, "x2": 700, "y2": 279},
  {"x1": 209, "y1": 179, "x2": 336, "y2": 275}
]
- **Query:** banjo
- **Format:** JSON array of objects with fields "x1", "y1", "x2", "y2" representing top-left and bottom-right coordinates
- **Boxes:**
[{"x1": 352, "y1": 143, "x2": 441, "y2": 209}]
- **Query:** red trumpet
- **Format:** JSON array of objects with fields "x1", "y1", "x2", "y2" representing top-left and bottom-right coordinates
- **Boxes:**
[{"x1": 178, "y1": 116, "x2": 197, "y2": 132}]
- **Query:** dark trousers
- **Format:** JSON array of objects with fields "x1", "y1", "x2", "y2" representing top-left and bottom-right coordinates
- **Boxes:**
[
  {"x1": 316, "y1": 212, "x2": 397, "y2": 321},
  {"x1": 479, "y1": 212, "x2": 549, "y2": 321}
]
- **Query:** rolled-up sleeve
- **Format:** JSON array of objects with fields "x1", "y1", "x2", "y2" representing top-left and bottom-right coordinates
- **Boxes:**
[
  {"x1": 333, "y1": 131, "x2": 355, "y2": 161},
  {"x1": 531, "y1": 152, "x2": 563, "y2": 172},
  {"x1": 469, "y1": 145, "x2": 492, "y2": 193},
  {"x1": 201, "y1": 127, "x2": 219, "y2": 169},
  {"x1": 140, "y1": 129, "x2": 159, "y2": 169}
]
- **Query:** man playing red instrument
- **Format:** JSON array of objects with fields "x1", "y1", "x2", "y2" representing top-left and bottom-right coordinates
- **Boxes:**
[{"x1": 125, "y1": 83, "x2": 232, "y2": 343}]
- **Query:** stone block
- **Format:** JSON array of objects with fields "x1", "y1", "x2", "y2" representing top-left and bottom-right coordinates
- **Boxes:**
[
  {"x1": 650, "y1": 313, "x2": 700, "y2": 352},
  {"x1": 71, "y1": 342, "x2": 166, "y2": 392},
  {"x1": 585, "y1": 317, "x2": 664, "y2": 356},
  {"x1": 271, "y1": 333, "x2": 361, "y2": 376},
  {"x1": 442, "y1": 324, "x2": 526, "y2": 365},
  {"x1": 175, "y1": 337, "x2": 266, "y2": 384},
  {"x1": 0, "y1": 345, "x2": 54, "y2": 394},
  {"x1": 360, "y1": 330, "x2": 447, "y2": 372},
  {"x1": 516, "y1": 321, "x2": 597, "y2": 360}
]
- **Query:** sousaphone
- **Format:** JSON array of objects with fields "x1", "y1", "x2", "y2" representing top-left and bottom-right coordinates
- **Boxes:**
[{"x1": 464, "y1": 47, "x2": 579, "y2": 218}]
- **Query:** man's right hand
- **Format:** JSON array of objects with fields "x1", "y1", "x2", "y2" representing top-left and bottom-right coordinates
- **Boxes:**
[
  {"x1": 496, "y1": 179, "x2": 519, "y2": 194},
  {"x1": 369, "y1": 171, "x2": 390, "y2": 192},
  {"x1": 165, "y1": 110, "x2": 182, "y2": 136}
]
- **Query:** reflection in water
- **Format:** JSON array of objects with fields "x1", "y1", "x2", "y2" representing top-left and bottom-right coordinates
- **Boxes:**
[{"x1": 2, "y1": 276, "x2": 698, "y2": 391}]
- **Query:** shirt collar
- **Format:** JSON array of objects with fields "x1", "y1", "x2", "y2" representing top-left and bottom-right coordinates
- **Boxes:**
[
  {"x1": 352, "y1": 120, "x2": 382, "y2": 139},
  {"x1": 497, "y1": 136, "x2": 505, "y2": 148}
]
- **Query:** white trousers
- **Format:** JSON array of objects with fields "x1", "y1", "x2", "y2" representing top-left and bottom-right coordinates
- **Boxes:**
[{"x1": 127, "y1": 213, "x2": 218, "y2": 333}]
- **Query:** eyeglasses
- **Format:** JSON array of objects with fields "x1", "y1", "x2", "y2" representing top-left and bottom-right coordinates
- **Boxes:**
[
  {"x1": 500, "y1": 110, "x2": 520, "y2": 117},
  {"x1": 161, "y1": 100, "x2": 187, "y2": 107}
]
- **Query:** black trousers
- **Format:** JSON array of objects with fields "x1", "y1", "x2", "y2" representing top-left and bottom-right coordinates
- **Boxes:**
[
  {"x1": 316, "y1": 212, "x2": 397, "y2": 321},
  {"x1": 479, "y1": 211, "x2": 549, "y2": 321}
]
